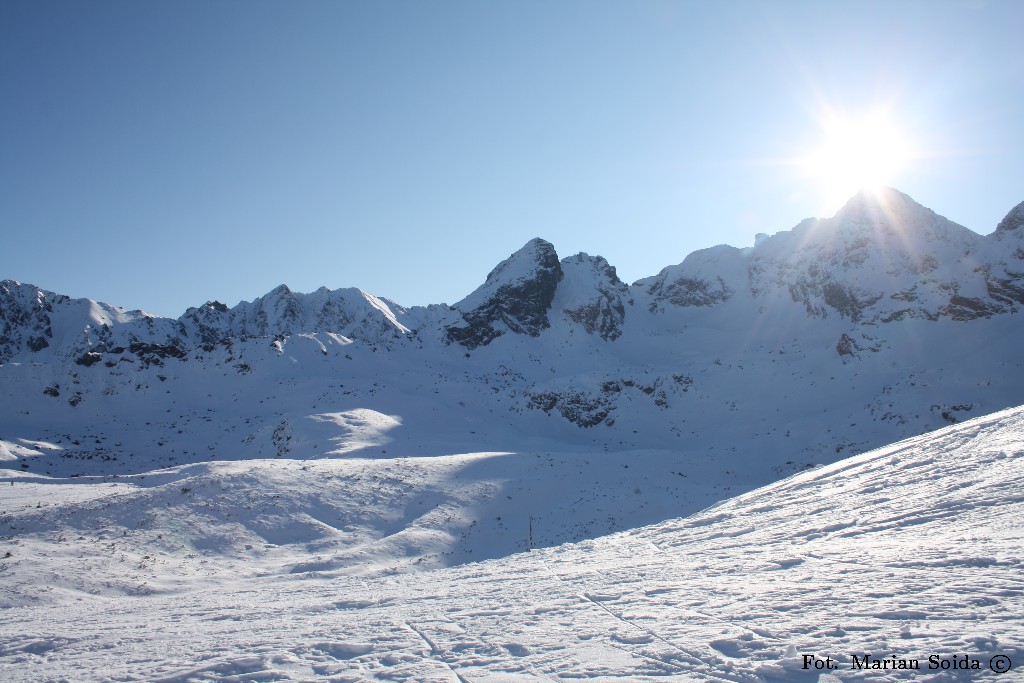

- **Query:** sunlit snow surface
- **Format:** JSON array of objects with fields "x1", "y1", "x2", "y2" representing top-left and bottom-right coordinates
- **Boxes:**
[{"x1": 2, "y1": 407, "x2": 1022, "y2": 681}]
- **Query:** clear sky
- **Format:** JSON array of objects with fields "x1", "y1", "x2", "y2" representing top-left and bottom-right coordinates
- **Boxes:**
[{"x1": 2, "y1": 0, "x2": 1021, "y2": 317}]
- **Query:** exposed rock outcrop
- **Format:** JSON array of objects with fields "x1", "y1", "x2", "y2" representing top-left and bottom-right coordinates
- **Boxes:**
[
  {"x1": 558, "y1": 253, "x2": 630, "y2": 341},
  {"x1": 638, "y1": 244, "x2": 747, "y2": 312},
  {"x1": 446, "y1": 238, "x2": 563, "y2": 349},
  {"x1": 996, "y1": 200, "x2": 1024, "y2": 233}
]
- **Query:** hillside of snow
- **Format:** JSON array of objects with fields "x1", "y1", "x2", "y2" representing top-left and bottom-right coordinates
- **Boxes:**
[{"x1": 2, "y1": 403, "x2": 1022, "y2": 681}]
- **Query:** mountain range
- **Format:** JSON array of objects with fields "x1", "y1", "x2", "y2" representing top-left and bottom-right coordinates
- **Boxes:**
[{"x1": 2, "y1": 187, "x2": 1022, "y2": 477}]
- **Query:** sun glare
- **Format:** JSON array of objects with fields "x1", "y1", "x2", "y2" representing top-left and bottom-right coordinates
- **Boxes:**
[{"x1": 802, "y1": 110, "x2": 913, "y2": 211}]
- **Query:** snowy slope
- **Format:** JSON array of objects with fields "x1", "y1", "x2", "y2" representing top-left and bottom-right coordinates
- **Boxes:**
[{"x1": 2, "y1": 404, "x2": 1021, "y2": 681}]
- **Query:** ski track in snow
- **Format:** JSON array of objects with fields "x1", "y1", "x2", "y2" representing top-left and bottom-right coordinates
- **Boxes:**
[{"x1": 1, "y1": 407, "x2": 1022, "y2": 681}]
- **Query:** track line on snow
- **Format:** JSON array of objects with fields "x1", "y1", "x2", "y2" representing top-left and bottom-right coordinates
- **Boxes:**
[
  {"x1": 406, "y1": 616, "x2": 561, "y2": 683},
  {"x1": 578, "y1": 591, "x2": 739, "y2": 680},
  {"x1": 799, "y1": 549, "x2": 1024, "y2": 584},
  {"x1": 404, "y1": 621, "x2": 473, "y2": 683},
  {"x1": 536, "y1": 553, "x2": 744, "y2": 681}
]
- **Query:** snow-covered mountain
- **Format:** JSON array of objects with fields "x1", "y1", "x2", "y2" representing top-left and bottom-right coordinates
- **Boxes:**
[
  {"x1": 3, "y1": 186, "x2": 1024, "y2": 680},
  {"x1": 180, "y1": 284, "x2": 414, "y2": 347},
  {"x1": 2, "y1": 188, "x2": 1022, "y2": 473}
]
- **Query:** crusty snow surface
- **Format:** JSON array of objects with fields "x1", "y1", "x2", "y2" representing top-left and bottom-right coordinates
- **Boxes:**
[{"x1": 2, "y1": 405, "x2": 1022, "y2": 682}]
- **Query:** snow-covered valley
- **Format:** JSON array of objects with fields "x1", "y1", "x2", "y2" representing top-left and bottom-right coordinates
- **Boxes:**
[{"x1": 2, "y1": 404, "x2": 1022, "y2": 681}]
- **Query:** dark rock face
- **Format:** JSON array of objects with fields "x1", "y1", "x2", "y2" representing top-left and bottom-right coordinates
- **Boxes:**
[
  {"x1": 0, "y1": 280, "x2": 62, "y2": 363},
  {"x1": 446, "y1": 239, "x2": 564, "y2": 349},
  {"x1": 836, "y1": 333, "x2": 860, "y2": 358},
  {"x1": 127, "y1": 341, "x2": 188, "y2": 368},
  {"x1": 821, "y1": 282, "x2": 882, "y2": 321},
  {"x1": 180, "y1": 301, "x2": 234, "y2": 345},
  {"x1": 986, "y1": 277, "x2": 1024, "y2": 306},
  {"x1": 649, "y1": 275, "x2": 733, "y2": 308},
  {"x1": 314, "y1": 298, "x2": 353, "y2": 334},
  {"x1": 931, "y1": 403, "x2": 973, "y2": 423},
  {"x1": 785, "y1": 276, "x2": 887, "y2": 320},
  {"x1": 256, "y1": 285, "x2": 304, "y2": 336},
  {"x1": 525, "y1": 374, "x2": 686, "y2": 427},
  {"x1": 981, "y1": 200, "x2": 1024, "y2": 312},
  {"x1": 528, "y1": 389, "x2": 612, "y2": 428},
  {"x1": 560, "y1": 254, "x2": 630, "y2": 341},
  {"x1": 940, "y1": 294, "x2": 1000, "y2": 321},
  {"x1": 446, "y1": 311, "x2": 508, "y2": 349},
  {"x1": 128, "y1": 342, "x2": 187, "y2": 359},
  {"x1": 75, "y1": 352, "x2": 103, "y2": 367},
  {"x1": 563, "y1": 298, "x2": 626, "y2": 340},
  {"x1": 26, "y1": 335, "x2": 49, "y2": 352},
  {"x1": 640, "y1": 244, "x2": 746, "y2": 313},
  {"x1": 996, "y1": 201, "x2": 1024, "y2": 233}
]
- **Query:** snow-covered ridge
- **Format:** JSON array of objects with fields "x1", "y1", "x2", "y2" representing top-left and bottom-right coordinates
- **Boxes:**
[
  {"x1": 2, "y1": 188, "x2": 1022, "y2": 363},
  {"x1": 180, "y1": 284, "x2": 411, "y2": 346},
  {"x1": 996, "y1": 199, "x2": 1024, "y2": 233},
  {"x1": 1, "y1": 187, "x2": 1023, "y2": 490},
  {"x1": 0, "y1": 195, "x2": 1020, "y2": 458}
]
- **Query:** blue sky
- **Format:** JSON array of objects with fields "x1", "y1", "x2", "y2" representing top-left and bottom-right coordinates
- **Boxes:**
[{"x1": 2, "y1": 0, "x2": 1021, "y2": 317}]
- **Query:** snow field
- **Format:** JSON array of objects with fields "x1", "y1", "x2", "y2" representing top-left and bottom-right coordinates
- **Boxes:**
[{"x1": 1, "y1": 405, "x2": 1022, "y2": 681}]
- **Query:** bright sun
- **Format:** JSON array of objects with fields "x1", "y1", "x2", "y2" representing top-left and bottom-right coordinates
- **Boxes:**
[{"x1": 801, "y1": 110, "x2": 913, "y2": 210}]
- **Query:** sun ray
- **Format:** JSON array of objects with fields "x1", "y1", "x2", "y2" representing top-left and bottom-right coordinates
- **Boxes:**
[{"x1": 799, "y1": 108, "x2": 915, "y2": 214}]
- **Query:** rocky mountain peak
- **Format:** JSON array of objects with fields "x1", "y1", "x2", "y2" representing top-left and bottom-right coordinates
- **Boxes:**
[
  {"x1": 472, "y1": 238, "x2": 560, "y2": 293},
  {"x1": 744, "y1": 186, "x2": 991, "y2": 322},
  {"x1": 177, "y1": 285, "x2": 413, "y2": 346},
  {"x1": 802, "y1": 186, "x2": 969, "y2": 247},
  {"x1": 446, "y1": 238, "x2": 563, "y2": 349},
  {"x1": 556, "y1": 253, "x2": 631, "y2": 341},
  {"x1": 996, "y1": 200, "x2": 1024, "y2": 233},
  {"x1": 0, "y1": 280, "x2": 61, "y2": 362}
]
